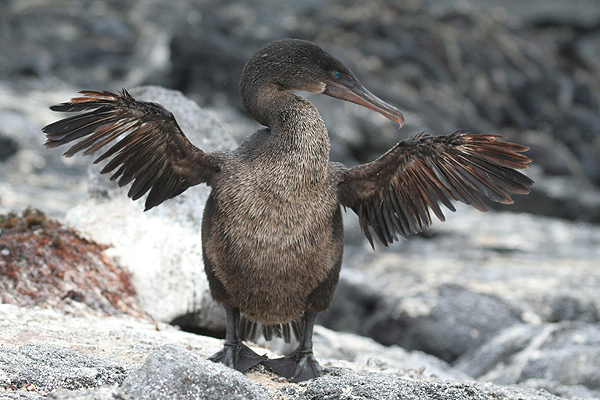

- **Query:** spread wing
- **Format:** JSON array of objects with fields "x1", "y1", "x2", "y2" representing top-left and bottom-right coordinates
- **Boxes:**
[
  {"x1": 43, "y1": 90, "x2": 220, "y2": 210},
  {"x1": 338, "y1": 132, "x2": 533, "y2": 247}
]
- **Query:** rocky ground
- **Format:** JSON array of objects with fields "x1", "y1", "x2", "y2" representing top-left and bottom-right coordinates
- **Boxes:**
[{"x1": 1, "y1": 0, "x2": 600, "y2": 399}]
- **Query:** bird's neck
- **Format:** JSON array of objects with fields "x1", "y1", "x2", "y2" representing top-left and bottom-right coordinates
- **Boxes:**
[
  {"x1": 244, "y1": 88, "x2": 331, "y2": 185},
  {"x1": 273, "y1": 92, "x2": 330, "y2": 165}
]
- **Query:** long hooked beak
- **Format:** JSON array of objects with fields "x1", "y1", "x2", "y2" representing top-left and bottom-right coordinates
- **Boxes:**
[{"x1": 324, "y1": 80, "x2": 405, "y2": 126}]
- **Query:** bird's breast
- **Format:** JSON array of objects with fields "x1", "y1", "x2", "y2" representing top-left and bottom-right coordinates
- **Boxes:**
[
  {"x1": 202, "y1": 158, "x2": 343, "y2": 324},
  {"x1": 215, "y1": 157, "x2": 337, "y2": 244}
]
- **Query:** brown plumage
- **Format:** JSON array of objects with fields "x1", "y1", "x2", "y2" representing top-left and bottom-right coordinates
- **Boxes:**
[
  {"x1": 42, "y1": 38, "x2": 533, "y2": 382},
  {"x1": 339, "y1": 132, "x2": 532, "y2": 246}
]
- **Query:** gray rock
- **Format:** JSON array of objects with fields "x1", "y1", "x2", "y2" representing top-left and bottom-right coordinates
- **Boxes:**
[
  {"x1": 44, "y1": 86, "x2": 600, "y2": 398},
  {"x1": 455, "y1": 322, "x2": 600, "y2": 399},
  {"x1": 0, "y1": 304, "x2": 577, "y2": 400},
  {"x1": 280, "y1": 367, "x2": 563, "y2": 400},
  {"x1": 0, "y1": 84, "x2": 99, "y2": 217},
  {"x1": 0, "y1": 303, "x2": 249, "y2": 399},
  {"x1": 0, "y1": 135, "x2": 18, "y2": 161},
  {"x1": 427, "y1": 0, "x2": 600, "y2": 30},
  {"x1": 0, "y1": 344, "x2": 127, "y2": 392},
  {"x1": 48, "y1": 387, "x2": 119, "y2": 400},
  {"x1": 116, "y1": 345, "x2": 270, "y2": 400},
  {"x1": 160, "y1": 0, "x2": 600, "y2": 190},
  {"x1": 311, "y1": 325, "x2": 472, "y2": 382},
  {"x1": 329, "y1": 204, "x2": 600, "y2": 324},
  {"x1": 498, "y1": 168, "x2": 600, "y2": 224},
  {"x1": 322, "y1": 277, "x2": 527, "y2": 363},
  {"x1": 361, "y1": 283, "x2": 525, "y2": 362},
  {"x1": 2, "y1": 3, "x2": 600, "y2": 397}
]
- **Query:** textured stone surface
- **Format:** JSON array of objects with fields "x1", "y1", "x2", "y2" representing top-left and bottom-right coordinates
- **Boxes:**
[
  {"x1": 455, "y1": 322, "x2": 600, "y2": 398},
  {"x1": 360, "y1": 283, "x2": 525, "y2": 362},
  {"x1": 116, "y1": 345, "x2": 271, "y2": 400},
  {"x1": 0, "y1": 304, "x2": 580, "y2": 400},
  {"x1": 0, "y1": 208, "x2": 140, "y2": 317},
  {"x1": 280, "y1": 368, "x2": 564, "y2": 400},
  {"x1": 0, "y1": 344, "x2": 127, "y2": 393}
]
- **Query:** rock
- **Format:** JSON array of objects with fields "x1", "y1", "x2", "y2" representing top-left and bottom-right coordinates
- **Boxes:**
[
  {"x1": 158, "y1": 0, "x2": 600, "y2": 190},
  {"x1": 63, "y1": 86, "x2": 236, "y2": 328},
  {"x1": 334, "y1": 204, "x2": 600, "y2": 323},
  {"x1": 486, "y1": 116, "x2": 600, "y2": 224},
  {"x1": 0, "y1": 344, "x2": 127, "y2": 394},
  {"x1": 360, "y1": 283, "x2": 525, "y2": 363},
  {"x1": 0, "y1": 208, "x2": 140, "y2": 317},
  {"x1": 546, "y1": 295, "x2": 600, "y2": 323},
  {"x1": 321, "y1": 272, "x2": 528, "y2": 364},
  {"x1": 495, "y1": 170, "x2": 600, "y2": 224},
  {"x1": 429, "y1": 0, "x2": 600, "y2": 30},
  {"x1": 16, "y1": 0, "x2": 600, "y2": 191},
  {"x1": 280, "y1": 368, "x2": 564, "y2": 400},
  {"x1": 311, "y1": 325, "x2": 472, "y2": 382},
  {"x1": 116, "y1": 345, "x2": 270, "y2": 400},
  {"x1": 455, "y1": 322, "x2": 600, "y2": 399},
  {"x1": 0, "y1": 303, "x2": 229, "y2": 399},
  {"x1": 0, "y1": 84, "x2": 93, "y2": 217},
  {"x1": 0, "y1": 135, "x2": 18, "y2": 162},
  {"x1": 48, "y1": 387, "x2": 117, "y2": 400},
  {"x1": 0, "y1": 0, "x2": 185, "y2": 89},
  {"x1": 33, "y1": 85, "x2": 600, "y2": 397},
  {"x1": 324, "y1": 274, "x2": 529, "y2": 363},
  {"x1": 0, "y1": 303, "x2": 576, "y2": 400}
]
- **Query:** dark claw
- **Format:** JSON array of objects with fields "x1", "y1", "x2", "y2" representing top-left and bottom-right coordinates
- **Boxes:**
[
  {"x1": 263, "y1": 350, "x2": 323, "y2": 382},
  {"x1": 209, "y1": 343, "x2": 267, "y2": 373}
]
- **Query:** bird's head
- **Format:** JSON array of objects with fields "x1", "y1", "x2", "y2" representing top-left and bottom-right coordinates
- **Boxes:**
[{"x1": 241, "y1": 38, "x2": 405, "y2": 126}]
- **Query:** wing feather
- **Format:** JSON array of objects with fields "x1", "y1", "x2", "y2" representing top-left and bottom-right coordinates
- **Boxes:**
[
  {"x1": 338, "y1": 132, "x2": 533, "y2": 247},
  {"x1": 43, "y1": 90, "x2": 220, "y2": 210}
]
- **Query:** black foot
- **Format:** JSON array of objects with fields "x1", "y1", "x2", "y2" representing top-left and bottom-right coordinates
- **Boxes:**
[
  {"x1": 263, "y1": 350, "x2": 323, "y2": 382},
  {"x1": 209, "y1": 343, "x2": 267, "y2": 372}
]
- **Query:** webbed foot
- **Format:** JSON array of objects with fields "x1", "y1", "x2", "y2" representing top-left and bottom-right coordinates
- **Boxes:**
[
  {"x1": 263, "y1": 350, "x2": 323, "y2": 382},
  {"x1": 209, "y1": 342, "x2": 267, "y2": 372}
]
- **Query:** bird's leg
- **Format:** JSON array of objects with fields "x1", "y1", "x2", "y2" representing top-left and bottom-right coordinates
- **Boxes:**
[
  {"x1": 208, "y1": 303, "x2": 267, "y2": 372},
  {"x1": 263, "y1": 312, "x2": 322, "y2": 382}
]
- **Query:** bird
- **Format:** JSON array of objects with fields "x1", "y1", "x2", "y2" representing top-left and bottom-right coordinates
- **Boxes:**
[{"x1": 42, "y1": 38, "x2": 533, "y2": 382}]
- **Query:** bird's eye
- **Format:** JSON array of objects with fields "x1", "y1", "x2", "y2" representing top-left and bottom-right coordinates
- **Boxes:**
[{"x1": 333, "y1": 71, "x2": 341, "y2": 79}]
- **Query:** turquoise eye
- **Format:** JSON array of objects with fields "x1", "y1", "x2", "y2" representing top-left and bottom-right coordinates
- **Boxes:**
[{"x1": 333, "y1": 71, "x2": 341, "y2": 79}]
